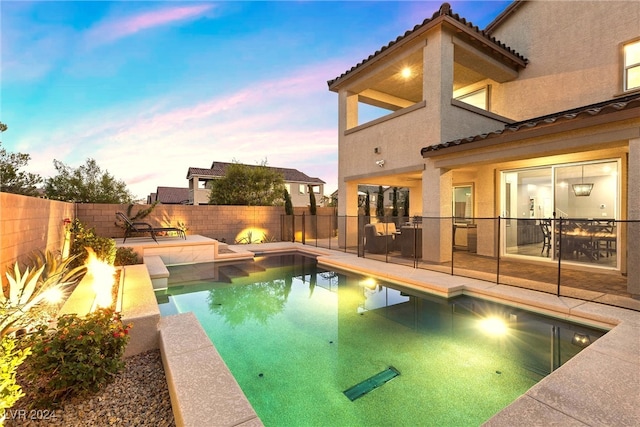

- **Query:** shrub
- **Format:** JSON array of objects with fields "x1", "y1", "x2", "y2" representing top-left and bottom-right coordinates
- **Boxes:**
[
  {"x1": 69, "y1": 219, "x2": 116, "y2": 269},
  {"x1": 114, "y1": 247, "x2": 140, "y2": 266},
  {"x1": 0, "y1": 336, "x2": 31, "y2": 420},
  {"x1": 24, "y1": 308, "x2": 131, "y2": 405},
  {"x1": 1, "y1": 251, "x2": 83, "y2": 337}
]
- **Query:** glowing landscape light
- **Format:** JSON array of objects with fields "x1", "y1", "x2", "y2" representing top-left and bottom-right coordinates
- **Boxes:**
[{"x1": 85, "y1": 248, "x2": 116, "y2": 310}]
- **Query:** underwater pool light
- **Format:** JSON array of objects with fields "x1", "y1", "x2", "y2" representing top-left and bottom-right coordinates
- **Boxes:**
[
  {"x1": 572, "y1": 333, "x2": 591, "y2": 347},
  {"x1": 479, "y1": 316, "x2": 508, "y2": 336}
]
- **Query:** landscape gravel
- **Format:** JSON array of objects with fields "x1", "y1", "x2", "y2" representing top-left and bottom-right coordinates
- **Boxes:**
[{"x1": 5, "y1": 349, "x2": 175, "y2": 427}]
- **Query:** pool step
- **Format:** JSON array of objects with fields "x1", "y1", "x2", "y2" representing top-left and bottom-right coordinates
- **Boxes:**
[{"x1": 343, "y1": 367, "x2": 400, "y2": 401}]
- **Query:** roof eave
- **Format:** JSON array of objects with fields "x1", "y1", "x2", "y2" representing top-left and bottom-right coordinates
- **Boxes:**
[
  {"x1": 328, "y1": 14, "x2": 526, "y2": 92},
  {"x1": 484, "y1": 1, "x2": 526, "y2": 35},
  {"x1": 328, "y1": 15, "x2": 447, "y2": 92},
  {"x1": 421, "y1": 104, "x2": 640, "y2": 158}
]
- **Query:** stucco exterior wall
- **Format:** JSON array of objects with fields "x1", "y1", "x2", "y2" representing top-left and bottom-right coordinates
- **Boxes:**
[
  {"x1": 489, "y1": 0, "x2": 640, "y2": 120},
  {"x1": 0, "y1": 193, "x2": 75, "y2": 288}
]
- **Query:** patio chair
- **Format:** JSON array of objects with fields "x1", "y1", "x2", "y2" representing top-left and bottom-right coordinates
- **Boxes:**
[
  {"x1": 364, "y1": 224, "x2": 395, "y2": 254},
  {"x1": 540, "y1": 219, "x2": 552, "y2": 257},
  {"x1": 116, "y1": 212, "x2": 186, "y2": 243}
]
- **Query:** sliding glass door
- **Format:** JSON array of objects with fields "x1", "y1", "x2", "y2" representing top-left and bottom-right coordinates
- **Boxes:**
[{"x1": 501, "y1": 160, "x2": 619, "y2": 268}]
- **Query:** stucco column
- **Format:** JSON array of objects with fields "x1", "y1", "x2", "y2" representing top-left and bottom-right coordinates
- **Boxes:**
[
  {"x1": 337, "y1": 181, "x2": 360, "y2": 248},
  {"x1": 627, "y1": 138, "x2": 640, "y2": 296},
  {"x1": 422, "y1": 161, "x2": 453, "y2": 263},
  {"x1": 337, "y1": 90, "x2": 360, "y2": 248},
  {"x1": 476, "y1": 166, "x2": 497, "y2": 257},
  {"x1": 408, "y1": 183, "x2": 423, "y2": 217}
]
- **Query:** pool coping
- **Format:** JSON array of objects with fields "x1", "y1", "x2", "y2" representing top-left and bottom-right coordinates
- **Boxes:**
[{"x1": 160, "y1": 243, "x2": 640, "y2": 426}]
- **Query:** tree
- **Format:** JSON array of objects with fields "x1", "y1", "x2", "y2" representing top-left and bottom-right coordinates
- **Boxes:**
[
  {"x1": 403, "y1": 190, "x2": 410, "y2": 218},
  {"x1": 208, "y1": 160, "x2": 285, "y2": 206},
  {"x1": 0, "y1": 123, "x2": 43, "y2": 196},
  {"x1": 308, "y1": 185, "x2": 317, "y2": 215},
  {"x1": 392, "y1": 187, "x2": 399, "y2": 217},
  {"x1": 284, "y1": 188, "x2": 293, "y2": 215},
  {"x1": 44, "y1": 158, "x2": 133, "y2": 203},
  {"x1": 364, "y1": 191, "x2": 371, "y2": 217},
  {"x1": 376, "y1": 185, "x2": 385, "y2": 219}
]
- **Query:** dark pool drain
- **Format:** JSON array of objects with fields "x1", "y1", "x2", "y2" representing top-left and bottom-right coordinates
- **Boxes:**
[{"x1": 343, "y1": 367, "x2": 400, "y2": 401}]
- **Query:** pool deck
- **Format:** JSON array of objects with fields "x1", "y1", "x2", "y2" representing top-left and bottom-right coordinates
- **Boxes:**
[
  {"x1": 152, "y1": 240, "x2": 639, "y2": 426},
  {"x1": 236, "y1": 243, "x2": 640, "y2": 426}
]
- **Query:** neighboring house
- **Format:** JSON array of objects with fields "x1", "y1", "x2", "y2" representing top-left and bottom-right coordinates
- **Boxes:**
[
  {"x1": 148, "y1": 186, "x2": 190, "y2": 205},
  {"x1": 328, "y1": 1, "x2": 640, "y2": 295},
  {"x1": 186, "y1": 161, "x2": 325, "y2": 206}
]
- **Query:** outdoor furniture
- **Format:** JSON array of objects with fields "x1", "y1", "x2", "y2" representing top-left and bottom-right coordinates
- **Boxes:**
[
  {"x1": 558, "y1": 220, "x2": 616, "y2": 262},
  {"x1": 540, "y1": 219, "x2": 552, "y2": 257},
  {"x1": 364, "y1": 224, "x2": 395, "y2": 254},
  {"x1": 116, "y1": 211, "x2": 186, "y2": 243},
  {"x1": 400, "y1": 226, "x2": 422, "y2": 258}
]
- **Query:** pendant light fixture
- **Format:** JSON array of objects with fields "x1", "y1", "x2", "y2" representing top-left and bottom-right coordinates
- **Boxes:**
[{"x1": 572, "y1": 165, "x2": 593, "y2": 197}]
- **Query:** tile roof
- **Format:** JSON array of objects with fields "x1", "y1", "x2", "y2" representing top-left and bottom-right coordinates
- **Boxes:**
[
  {"x1": 155, "y1": 186, "x2": 190, "y2": 204},
  {"x1": 187, "y1": 161, "x2": 325, "y2": 184},
  {"x1": 327, "y1": 2, "x2": 527, "y2": 89},
  {"x1": 421, "y1": 93, "x2": 640, "y2": 155}
]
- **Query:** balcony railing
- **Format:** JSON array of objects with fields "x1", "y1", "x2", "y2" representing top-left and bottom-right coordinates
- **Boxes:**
[{"x1": 280, "y1": 214, "x2": 638, "y2": 311}]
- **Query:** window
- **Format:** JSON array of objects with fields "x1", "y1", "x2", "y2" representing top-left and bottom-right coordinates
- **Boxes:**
[
  {"x1": 454, "y1": 87, "x2": 488, "y2": 110},
  {"x1": 285, "y1": 183, "x2": 291, "y2": 194},
  {"x1": 453, "y1": 185, "x2": 473, "y2": 222},
  {"x1": 624, "y1": 39, "x2": 640, "y2": 92},
  {"x1": 299, "y1": 184, "x2": 306, "y2": 194}
]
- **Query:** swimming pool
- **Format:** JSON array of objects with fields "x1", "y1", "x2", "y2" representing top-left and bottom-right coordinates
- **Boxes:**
[{"x1": 155, "y1": 254, "x2": 605, "y2": 426}]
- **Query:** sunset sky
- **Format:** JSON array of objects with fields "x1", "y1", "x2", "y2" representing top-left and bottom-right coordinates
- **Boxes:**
[{"x1": 1, "y1": 1, "x2": 511, "y2": 200}]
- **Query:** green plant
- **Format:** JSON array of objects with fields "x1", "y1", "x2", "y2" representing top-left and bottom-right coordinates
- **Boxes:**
[
  {"x1": 176, "y1": 220, "x2": 189, "y2": 233},
  {"x1": 308, "y1": 185, "x2": 317, "y2": 215},
  {"x1": 23, "y1": 308, "x2": 131, "y2": 405},
  {"x1": 364, "y1": 191, "x2": 371, "y2": 217},
  {"x1": 235, "y1": 231, "x2": 257, "y2": 244},
  {"x1": 261, "y1": 234, "x2": 278, "y2": 243},
  {"x1": 114, "y1": 247, "x2": 140, "y2": 266},
  {"x1": 403, "y1": 191, "x2": 409, "y2": 218},
  {"x1": 0, "y1": 250, "x2": 83, "y2": 418},
  {"x1": 284, "y1": 189, "x2": 293, "y2": 215},
  {"x1": 1, "y1": 252, "x2": 82, "y2": 337},
  {"x1": 126, "y1": 202, "x2": 157, "y2": 221},
  {"x1": 69, "y1": 219, "x2": 116, "y2": 269},
  {"x1": 392, "y1": 187, "x2": 399, "y2": 217},
  {"x1": 376, "y1": 185, "x2": 385, "y2": 219},
  {"x1": 1, "y1": 336, "x2": 31, "y2": 421}
]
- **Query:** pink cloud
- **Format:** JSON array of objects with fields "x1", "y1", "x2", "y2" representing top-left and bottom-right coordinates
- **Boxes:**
[{"x1": 87, "y1": 4, "x2": 215, "y2": 45}]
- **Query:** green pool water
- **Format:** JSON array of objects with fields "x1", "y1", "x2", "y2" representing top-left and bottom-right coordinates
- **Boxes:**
[{"x1": 155, "y1": 254, "x2": 605, "y2": 426}]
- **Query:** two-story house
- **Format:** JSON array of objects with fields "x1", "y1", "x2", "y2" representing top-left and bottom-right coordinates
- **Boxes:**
[
  {"x1": 328, "y1": 1, "x2": 640, "y2": 295},
  {"x1": 186, "y1": 161, "x2": 325, "y2": 207}
]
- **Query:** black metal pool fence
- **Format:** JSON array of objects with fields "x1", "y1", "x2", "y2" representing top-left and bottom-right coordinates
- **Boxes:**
[{"x1": 280, "y1": 214, "x2": 638, "y2": 308}]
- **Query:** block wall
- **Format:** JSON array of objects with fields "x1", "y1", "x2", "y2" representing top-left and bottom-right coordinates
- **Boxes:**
[
  {"x1": 0, "y1": 193, "x2": 75, "y2": 287},
  {"x1": 76, "y1": 204, "x2": 336, "y2": 245}
]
